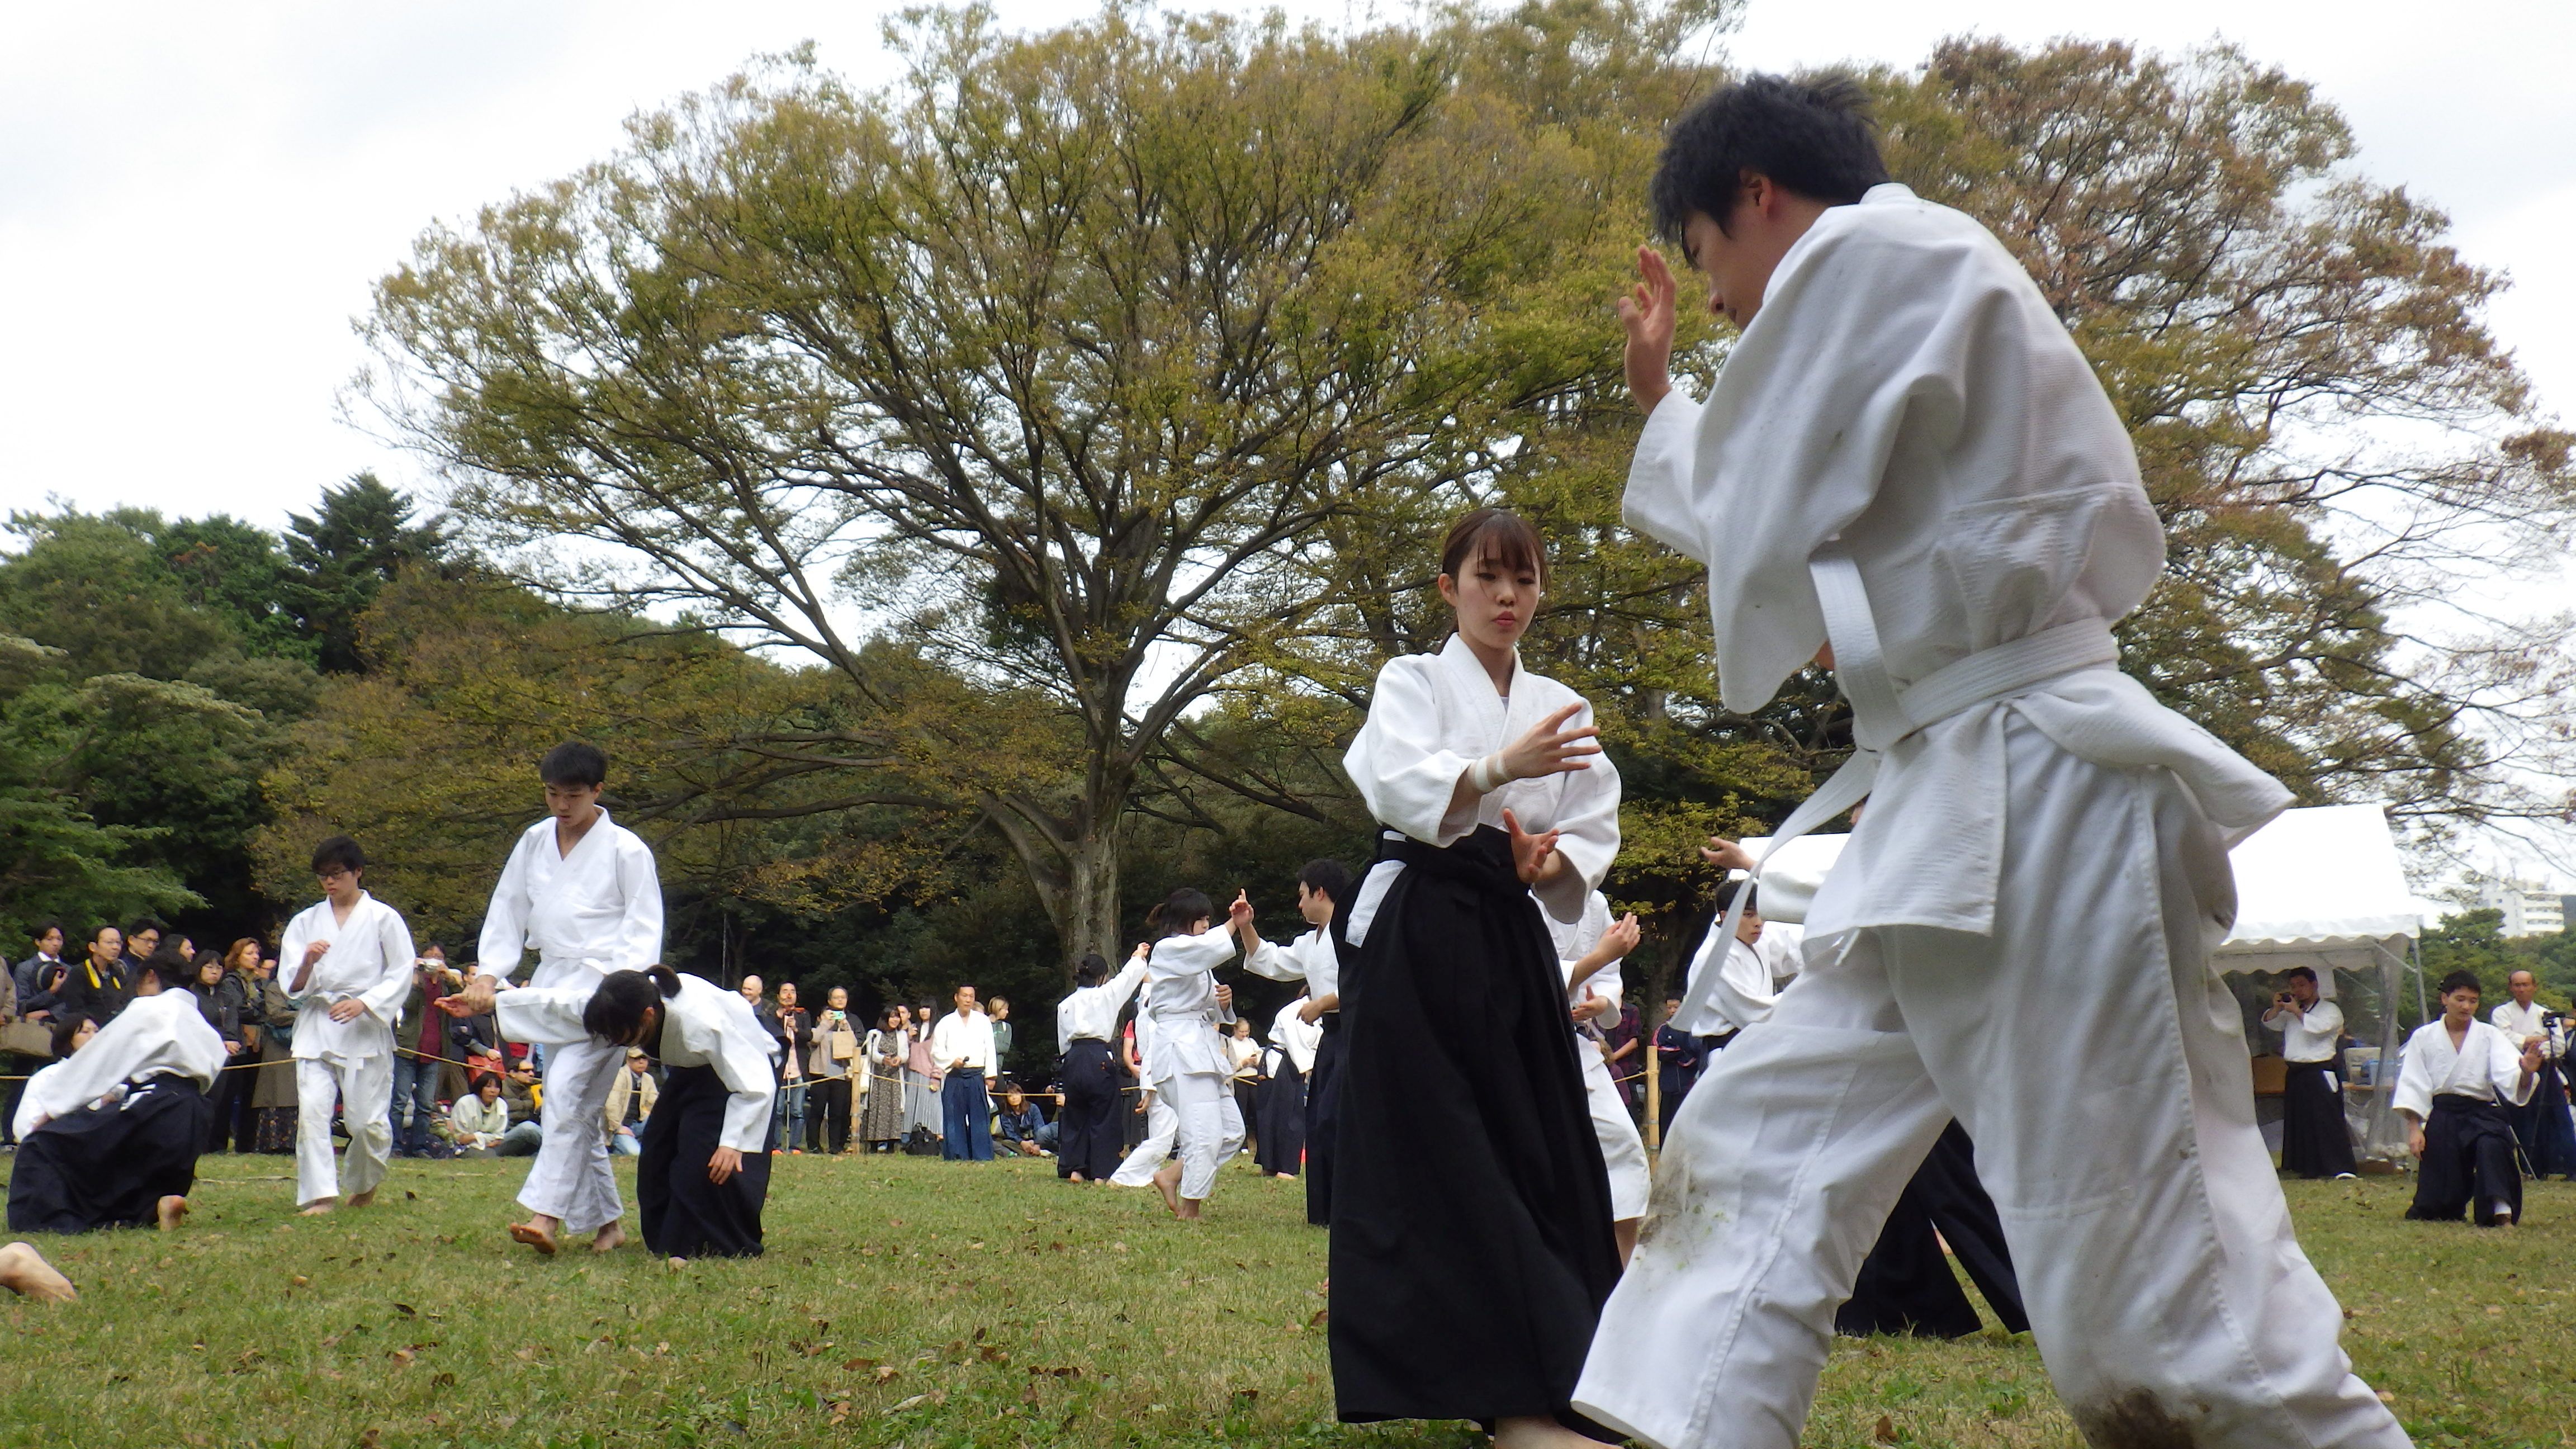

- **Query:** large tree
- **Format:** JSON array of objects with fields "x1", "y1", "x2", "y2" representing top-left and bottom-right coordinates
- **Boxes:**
[{"x1": 358, "y1": 2, "x2": 1730, "y2": 964}]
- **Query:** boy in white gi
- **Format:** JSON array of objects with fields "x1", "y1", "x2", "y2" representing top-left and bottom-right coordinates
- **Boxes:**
[
  {"x1": 478, "y1": 741, "x2": 664, "y2": 1254},
  {"x1": 277, "y1": 836, "x2": 416, "y2": 1216},
  {"x1": 1574, "y1": 75, "x2": 2407, "y2": 1449}
]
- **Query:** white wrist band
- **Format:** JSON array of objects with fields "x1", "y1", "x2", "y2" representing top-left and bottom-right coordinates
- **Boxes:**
[{"x1": 1468, "y1": 754, "x2": 1508, "y2": 794}]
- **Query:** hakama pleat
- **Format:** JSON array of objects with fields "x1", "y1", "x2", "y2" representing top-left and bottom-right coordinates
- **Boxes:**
[
  {"x1": 638, "y1": 1063, "x2": 770, "y2": 1258},
  {"x1": 1836, "y1": 1123, "x2": 2028, "y2": 1339},
  {"x1": 1256, "y1": 1062, "x2": 1305, "y2": 1176},
  {"x1": 1330, "y1": 828, "x2": 1619, "y2": 1427},
  {"x1": 2407, "y1": 1093, "x2": 2523, "y2": 1226},
  {"x1": 1304, "y1": 1019, "x2": 1342, "y2": 1225},
  {"x1": 2279, "y1": 1061, "x2": 2357, "y2": 1179},
  {"x1": 8, "y1": 1078, "x2": 212, "y2": 1233},
  {"x1": 2506, "y1": 1064, "x2": 2576, "y2": 1180},
  {"x1": 1056, "y1": 1039, "x2": 1124, "y2": 1181}
]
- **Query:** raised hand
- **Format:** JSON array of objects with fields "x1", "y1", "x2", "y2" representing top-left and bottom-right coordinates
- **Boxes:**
[
  {"x1": 1699, "y1": 836, "x2": 1756, "y2": 874},
  {"x1": 1497, "y1": 703, "x2": 1602, "y2": 785},
  {"x1": 1504, "y1": 808, "x2": 1561, "y2": 886},
  {"x1": 289, "y1": 939, "x2": 331, "y2": 993},
  {"x1": 437, "y1": 980, "x2": 500, "y2": 1019},
  {"x1": 1618, "y1": 244, "x2": 1679, "y2": 415},
  {"x1": 1230, "y1": 890, "x2": 1254, "y2": 926},
  {"x1": 1602, "y1": 912, "x2": 1642, "y2": 959}
]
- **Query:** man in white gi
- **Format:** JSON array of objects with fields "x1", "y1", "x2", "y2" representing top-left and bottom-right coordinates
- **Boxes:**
[
  {"x1": 1233, "y1": 861, "x2": 1352, "y2": 1223},
  {"x1": 278, "y1": 835, "x2": 416, "y2": 1216},
  {"x1": 1574, "y1": 74, "x2": 2406, "y2": 1449},
  {"x1": 929, "y1": 986, "x2": 998, "y2": 1162},
  {"x1": 2491, "y1": 968, "x2": 2576, "y2": 1179},
  {"x1": 478, "y1": 740, "x2": 664, "y2": 1254}
]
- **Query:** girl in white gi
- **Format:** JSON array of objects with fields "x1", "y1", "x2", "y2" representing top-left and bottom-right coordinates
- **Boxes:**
[
  {"x1": 1579, "y1": 75, "x2": 2407, "y2": 1449},
  {"x1": 1055, "y1": 948, "x2": 1148, "y2": 1182},
  {"x1": 477, "y1": 740, "x2": 664, "y2": 1255},
  {"x1": 1551, "y1": 891, "x2": 1648, "y2": 1262},
  {"x1": 1135, "y1": 889, "x2": 1243, "y2": 1219},
  {"x1": 2396, "y1": 970, "x2": 2542, "y2": 1227},
  {"x1": 1107, "y1": 980, "x2": 1182, "y2": 1190},
  {"x1": 1334, "y1": 507, "x2": 1622, "y2": 1446},
  {"x1": 1233, "y1": 860, "x2": 1353, "y2": 1224},
  {"x1": 444, "y1": 966, "x2": 776, "y2": 1262},
  {"x1": 8, "y1": 962, "x2": 223, "y2": 1234},
  {"x1": 277, "y1": 835, "x2": 416, "y2": 1216}
]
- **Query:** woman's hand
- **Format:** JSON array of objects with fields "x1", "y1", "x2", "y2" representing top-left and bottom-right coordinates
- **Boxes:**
[
  {"x1": 707, "y1": 1146, "x2": 742, "y2": 1185},
  {"x1": 1504, "y1": 808, "x2": 1562, "y2": 886},
  {"x1": 1620, "y1": 245, "x2": 1678, "y2": 416},
  {"x1": 1699, "y1": 836, "x2": 1755, "y2": 873},
  {"x1": 1602, "y1": 913, "x2": 1642, "y2": 959},
  {"x1": 1570, "y1": 992, "x2": 1613, "y2": 1025},
  {"x1": 1496, "y1": 704, "x2": 1602, "y2": 785}
]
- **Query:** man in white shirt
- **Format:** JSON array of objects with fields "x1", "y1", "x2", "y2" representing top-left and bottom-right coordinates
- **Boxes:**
[
  {"x1": 2491, "y1": 969, "x2": 2575, "y2": 1180},
  {"x1": 929, "y1": 985, "x2": 997, "y2": 1162},
  {"x1": 478, "y1": 740, "x2": 664, "y2": 1254},
  {"x1": 2262, "y1": 968, "x2": 2357, "y2": 1179},
  {"x1": 276, "y1": 835, "x2": 418, "y2": 1216}
]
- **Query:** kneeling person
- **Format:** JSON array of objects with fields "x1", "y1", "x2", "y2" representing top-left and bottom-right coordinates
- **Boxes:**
[
  {"x1": 2398, "y1": 970, "x2": 2542, "y2": 1227},
  {"x1": 447, "y1": 967, "x2": 776, "y2": 1261},
  {"x1": 8, "y1": 963, "x2": 221, "y2": 1234}
]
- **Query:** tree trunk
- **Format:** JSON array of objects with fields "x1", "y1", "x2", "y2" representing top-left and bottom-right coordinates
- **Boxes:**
[{"x1": 1062, "y1": 830, "x2": 1123, "y2": 979}]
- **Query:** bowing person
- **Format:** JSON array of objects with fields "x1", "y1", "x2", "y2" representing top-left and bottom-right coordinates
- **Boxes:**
[
  {"x1": 8, "y1": 961, "x2": 222, "y2": 1234},
  {"x1": 2398, "y1": 970, "x2": 2542, "y2": 1227},
  {"x1": 1054, "y1": 949, "x2": 1146, "y2": 1182},
  {"x1": 444, "y1": 965, "x2": 776, "y2": 1262},
  {"x1": 1333, "y1": 508, "x2": 1621, "y2": 1446}
]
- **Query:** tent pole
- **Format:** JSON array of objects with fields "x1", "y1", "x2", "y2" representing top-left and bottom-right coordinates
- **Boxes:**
[{"x1": 2411, "y1": 936, "x2": 2428, "y2": 1027}]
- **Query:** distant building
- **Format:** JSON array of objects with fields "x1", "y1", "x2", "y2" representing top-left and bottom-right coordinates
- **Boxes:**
[{"x1": 2476, "y1": 877, "x2": 2565, "y2": 938}]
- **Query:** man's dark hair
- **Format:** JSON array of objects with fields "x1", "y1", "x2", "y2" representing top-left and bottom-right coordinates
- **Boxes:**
[
  {"x1": 88, "y1": 922, "x2": 120, "y2": 946},
  {"x1": 2437, "y1": 969, "x2": 2483, "y2": 998},
  {"x1": 1651, "y1": 72, "x2": 1889, "y2": 242},
  {"x1": 540, "y1": 740, "x2": 610, "y2": 788},
  {"x1": 125, "y1": 916, "x2": 164, "y2": 939},
  {"x1": 2283, "y1": 967, "x2": 2317, "y2": 986},
  {"x1": 1296, "y1": 859, "x2": 1354, "y2": 905},
  {"x1": 31, "y1": 919, "x2": 61, "y2": 943},
  {"x1": 311, "y1": 835, "x2": 367, "y2": 877},
  {"x1": 1712, "y1": 878, "x2": 1759, "y2": 915}
]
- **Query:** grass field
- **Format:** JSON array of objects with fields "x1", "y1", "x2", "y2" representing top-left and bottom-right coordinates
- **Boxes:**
[{"x1": 3, "y1": 1150, "x2": 2570, "y2": 1448}]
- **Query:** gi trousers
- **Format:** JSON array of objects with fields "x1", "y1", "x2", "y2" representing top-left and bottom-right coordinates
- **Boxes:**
[
  {"x1": 518, "y1": 1037, "x2": 623, "y2": 1233},
  {"x1": 1163, "y1": 1070, "x2": 1245, "y2": 1202},
  {"x1": 296, "y1": 1053, "x2": 394, "y2": 1209},
  {"x1": 1111, "y1": 1087, "x2": 1178, "y2": 1185},
  {"x1": 1575, "y1": 725, "x2": 2407, "y2": 1449},
  {"x1": 1581, "y1": 1041, "x2": 1651, "y2": 1221},
  {"x1": 940, "y1": 1073, "x2": 993, "y2": 1161}
]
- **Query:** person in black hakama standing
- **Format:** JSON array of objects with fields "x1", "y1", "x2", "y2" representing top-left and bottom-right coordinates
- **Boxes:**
[{"x1": 2263, "y1": 967, "x2": 2358, "y2": 1179}]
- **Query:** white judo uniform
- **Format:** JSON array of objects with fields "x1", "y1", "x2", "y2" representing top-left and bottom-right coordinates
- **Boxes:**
[
  {"x1": 1548, "y1": 891, "x2": 1649, "y2": 1222},
  {"x1": 1573, "y1": 184, "x2": 2405, "y2": 1449},
  {"x1": 1110, "y1": 1005, "x2": 1180, "y2": 1187},
  {"x1": 494, "y1": 974, "x2": 778, "y2": 1153},
  {"x1": 479, "y1": 809, "x2": 664, "y2": 1234},
  {"x1": 1135, "y1": 931, "x2": 1247, "y2": 1202},
  {"x1": 12, "y1": 991, "x2": 226, "y2": 1138},
  {"x1": 277, "y1": 891, "x2": 416, "y2": 1209}
]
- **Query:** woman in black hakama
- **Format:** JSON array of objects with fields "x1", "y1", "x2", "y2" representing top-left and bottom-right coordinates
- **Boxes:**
[
  {"x1": 1331, "y1": 828, "x2": 1620, "y2": 1429},
  {"x1": 1835, "y1": 1123, "x2": 2028, "y2": 1339},
  {"x1": 640, "y1": 1060, "x2": 773, "y2": 1258},
  {"x1": 8, "y1": 984, "x2": 224, "y2": 1234},
  {"x1": 1254, "y1": 1047, "x2": 1305, "y2": 1177}
]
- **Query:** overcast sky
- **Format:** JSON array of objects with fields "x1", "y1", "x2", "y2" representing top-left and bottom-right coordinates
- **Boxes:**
[{"x1": 3, "y1": 0, "x2": 2569, "y2": 877}]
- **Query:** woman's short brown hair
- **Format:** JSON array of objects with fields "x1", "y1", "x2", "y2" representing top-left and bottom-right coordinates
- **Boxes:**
[{"x1": 1439, "y1": 508, "x2": 1547, "y2": 589}]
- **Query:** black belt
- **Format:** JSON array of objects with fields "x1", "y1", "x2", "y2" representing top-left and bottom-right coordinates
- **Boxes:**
[{"x1": 2430, "y1": 1092, "x2": 2508, "y2": 1116}]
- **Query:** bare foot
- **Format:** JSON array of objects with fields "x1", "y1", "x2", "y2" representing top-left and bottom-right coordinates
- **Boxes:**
[
  {"x1": 346, "y1": 1188, "x2": 376, "y2": 1209},
  {"x1": 1175, "y1": 1197, "x2": 1205, "y2": 1221},
  {"x1": 1494, "y1": 1414, "x2": 1612, "y2": 1448},
  {"x1": 299, "y1": 1199, "x2": 339, "y2": 1217},
  {"x1": 0, "y1": 1242, "x2": 77, "y2": 1303},
  {"x1": 666, "y1": 1256, "x2": 688, "y2": 1270},
  {"x1": 589, "y1": 1221, "x2": 628, "y2": 1254},
  {"x1": 1152, "y1": 1164, "x2": 1182, "y2": 1218},
  {"x1": 156, "y1": 1195, "x2": 189, "y2": 1231},
  {"x1": 509, "y1": 1219, "x2": 561, "y2": 1256}
]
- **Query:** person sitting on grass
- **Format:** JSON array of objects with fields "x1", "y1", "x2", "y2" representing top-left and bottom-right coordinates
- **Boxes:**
[
  {"x1": 605, "y1": 1046, "x2": 657, "y2": 1157},
  {"x1": 452, "y1": 1074, "x2": 515, "y2": 1156},
  {"x1": 444, "y1": 965, "x2": 775, "y2": 1264},
  {"x1": 2397, "y1": 970, "x2": 2544, "y2": 1227},
  {"x1": 993, "y1": 1085, "x2": 1051, "y2": 1157},
  {"x1": 6, "y1": 962, "x2": 221, "y2": 1235}
]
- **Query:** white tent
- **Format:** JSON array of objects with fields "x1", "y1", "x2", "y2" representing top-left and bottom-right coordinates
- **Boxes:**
[{"x1": 1743, "y1": 802, "x2": 2426, "y2": 1160}]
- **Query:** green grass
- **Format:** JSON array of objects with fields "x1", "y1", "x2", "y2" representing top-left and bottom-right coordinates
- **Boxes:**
[{"x1": 3, "y1": 1153, "x2": 2569, "y2": 1447}]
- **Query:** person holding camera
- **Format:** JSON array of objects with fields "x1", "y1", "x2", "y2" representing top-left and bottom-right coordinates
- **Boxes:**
[
  {"x1": 2492, "y1": 969, "x2": 2576, "y2": 1180},
  {"x1": 391, "y1": 945, "x2": 461, "y2": 1159},
  {"x1": 2262, "y1": 967, "x2": 2356, "y2": 1179}
]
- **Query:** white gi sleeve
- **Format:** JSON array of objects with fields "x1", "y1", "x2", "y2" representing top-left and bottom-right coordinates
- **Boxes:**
[
  {"x1": 2392, "y1": 1025, "x2": 2436, "y2": 1120},
  {"x1": 697, "y1": 991, "x2": 779, "y2": 1154},
  {"x1": 1534, "y1": 737, "x2": 1621, "y2": 924},
  {"x1": 1345, "y1": 657, "x2": 1481, "y2": 846},
  {"x1": 355, "y1": 907, "x2": 419, "y2": 1029},
  {"x1": 494, "y1": 986, "x2": 600, "y2": 1046},
  {"x1": 479, "y1": 831, "x2": 536, "y2": 974},
  {"x1": 610, "y1": 834, "x2": 665, "y2": 973}
]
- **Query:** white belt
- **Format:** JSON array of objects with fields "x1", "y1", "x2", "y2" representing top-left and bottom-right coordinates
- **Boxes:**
[{"x1": 1675, "y1": 546, "x2": 2120, "y2": 1029}]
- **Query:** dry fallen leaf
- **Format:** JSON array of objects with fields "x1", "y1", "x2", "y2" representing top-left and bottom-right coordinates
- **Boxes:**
[{"x1": 1874, "y1": 1414, "x2": 1897, "y2": 1443}]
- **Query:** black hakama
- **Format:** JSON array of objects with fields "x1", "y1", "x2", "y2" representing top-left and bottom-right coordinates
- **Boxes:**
[
  {"x1": 1305, "y1": 1017, "x2": 1343, "y2": 1225},
  {"x1": 638, "y1": 1063, "x2": 771, "y2": 1258},
  {"x1": 2279, "y1": 1059, "x2": 2357, "y2": 1179},
  {"x1": 2506, "y1": 1062, "x2": 2576, "y2": 1181},
  {"x1": 7, "y1": 1077, "x2": 212, "y2": 1234},
  {"x1": 2407, "y1": 1093, "x2": 2523, "y2": 1226},
  {"x1": 1330, "y1": 828, "x2": 1620, "y2": 1426},
  {"x1": 1056, "y1": 1039, "x2": 1124, "y2": 1181},
  {"x1": 1256, "y1": 1060, "x2": 1305, "y2": 1176},
  {"x1": 1836, "y1": 1123, "x2": 2029, "y2": 1339}
]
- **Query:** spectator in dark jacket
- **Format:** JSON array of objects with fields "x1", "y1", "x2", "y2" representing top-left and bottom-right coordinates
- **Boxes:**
[{"x1": 57, "y1": 925, "x2": 130, "y2": 1025}]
